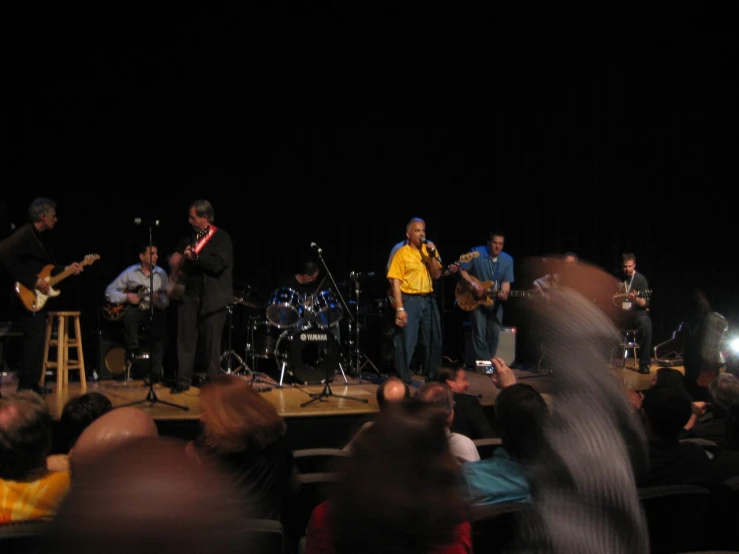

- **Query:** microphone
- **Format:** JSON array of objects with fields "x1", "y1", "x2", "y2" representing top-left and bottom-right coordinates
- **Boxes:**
[
  {"x1": 310, "y1": 242, "x2": 323, "y2": 254},
  {"x1": 134, "y1": 218, "x2": 160, "y2": 226},
  {"x1": 350, "y1": 271, "x2": 376, "y2": 279},
  {"x1": 420, "y1": 237, "x2": 427, "y2": 244}
]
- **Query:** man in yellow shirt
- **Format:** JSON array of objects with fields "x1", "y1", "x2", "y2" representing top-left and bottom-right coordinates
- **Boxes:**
[
  {"x1": 0, "y1": 391, "x2": 70, "y2": 522},
  {"x1": 387, "y1": 217, "x2": 444, "y2": 385}
]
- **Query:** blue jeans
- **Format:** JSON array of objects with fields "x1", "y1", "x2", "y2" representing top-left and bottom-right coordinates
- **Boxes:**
[
  {"x1": 393, "y1": 294, "x2": 442, "y2": 383},
  {"x1": 469, "y1": 304, "x2": 503, "y2": 362}
]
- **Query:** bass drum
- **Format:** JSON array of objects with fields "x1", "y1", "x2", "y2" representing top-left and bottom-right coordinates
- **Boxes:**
[{"x1": 275, "y1": 326, "x2": 340, "y2": 385}]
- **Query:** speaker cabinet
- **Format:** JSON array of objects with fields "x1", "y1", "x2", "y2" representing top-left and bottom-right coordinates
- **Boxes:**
[{"x1": 464, "y1": 324, "x2": 517, "y2": 371}]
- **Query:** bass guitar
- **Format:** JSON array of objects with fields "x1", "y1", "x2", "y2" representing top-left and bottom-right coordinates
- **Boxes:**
[
  {"x1": 386, "y1": 250, "x2": 480, "y2": 308},
  {"x1": 455, "y1": 274, "x2": 534, "y2": 311},
  {"x1": 15, "y1": 253, "x2": 100, "y2": 312}
]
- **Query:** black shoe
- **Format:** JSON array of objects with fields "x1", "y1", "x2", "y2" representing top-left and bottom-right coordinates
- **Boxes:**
[
  {"x1": 169, "y1": 383, "x2": 190, "y2": 394},
  {"x1": 638, "y1": 366, "x2": 651, "y2": 375}
]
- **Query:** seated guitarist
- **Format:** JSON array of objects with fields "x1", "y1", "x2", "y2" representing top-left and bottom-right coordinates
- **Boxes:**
[
  {"x1": 104, "y1": 241, "x2": 169, "y2": 382},
  {"x1": 457, "y1": 231, "x2": 514, "y2": 366},
  {"x1": 0, "y1": 197, "x2": 84, "y2": 395}
]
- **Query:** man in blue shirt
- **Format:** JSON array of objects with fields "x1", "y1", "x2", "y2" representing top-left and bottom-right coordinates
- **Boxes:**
[{"x1": 458, "y1": 232, "x2": 515, "y2": 364}]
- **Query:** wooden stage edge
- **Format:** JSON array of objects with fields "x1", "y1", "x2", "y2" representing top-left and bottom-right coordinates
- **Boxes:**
[{"x1": 1, "y1": 359, "x2": 671, "y2": 423}]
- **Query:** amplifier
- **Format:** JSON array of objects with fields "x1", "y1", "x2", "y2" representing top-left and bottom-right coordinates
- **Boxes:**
[{"x1": 464, "y1": 324, "x2": 517, "y2": 371}]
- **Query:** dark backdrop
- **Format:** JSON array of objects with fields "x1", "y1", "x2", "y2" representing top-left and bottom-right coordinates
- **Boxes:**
[{"x1": 2, "y1": 3, "x2": 737, "y2": 369}]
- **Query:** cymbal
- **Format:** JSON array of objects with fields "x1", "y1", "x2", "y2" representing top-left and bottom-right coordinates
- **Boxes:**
[{"x1": 232, "y1": 287, "x2": 266, "y2": 310}]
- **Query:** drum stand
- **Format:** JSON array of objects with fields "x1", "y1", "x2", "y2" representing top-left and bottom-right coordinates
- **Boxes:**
[
  {"x1": 220, "y1": 302, "x2": 249, "y2": 375},
  {"x1": 348, "y1": 274, "x2": 382, "y2": 378}
]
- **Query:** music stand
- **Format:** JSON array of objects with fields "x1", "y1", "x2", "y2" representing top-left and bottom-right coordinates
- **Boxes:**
[
  {"x1": 297, "y1": 244, "x2": 368, "y2": 408},
  {"x1": 120, "y1": 219, "x2": 188, "y2": 411}
]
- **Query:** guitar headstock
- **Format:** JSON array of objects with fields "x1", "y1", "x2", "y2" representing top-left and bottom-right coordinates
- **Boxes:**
[
  {"x1": 82, "y1": 254, "x2": 101, "y2": 266},
  {"x1": 458, "y1": 251, "x2": 480, "y2": 263}
]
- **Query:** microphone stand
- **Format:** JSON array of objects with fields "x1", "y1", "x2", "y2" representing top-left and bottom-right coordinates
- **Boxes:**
[
  {"x1": 121, "y1": 220, "x2": 188, "y2": 411},
  {"x1": 298, "y1": 244, "x2": 367, "y2": 407},
  {"x1": 349, "y1": 273, "x2": 381, "y2": 379}
]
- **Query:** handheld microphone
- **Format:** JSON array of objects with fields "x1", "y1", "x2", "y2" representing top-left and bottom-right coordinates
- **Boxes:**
[
  {"x1": 420, "y1": 237, "x2": 427, "y2": 244},
  {"x1": 310, "y1": 242, "x2": 323, "y2": 254},
  {"x1": 134, "y1": 218, "x2": 160, "y2": 227}
]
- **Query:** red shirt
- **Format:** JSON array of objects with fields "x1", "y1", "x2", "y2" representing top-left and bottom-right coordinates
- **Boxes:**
[{"x1": 305, "y1": 499, "x2": 472, "y2": 554}]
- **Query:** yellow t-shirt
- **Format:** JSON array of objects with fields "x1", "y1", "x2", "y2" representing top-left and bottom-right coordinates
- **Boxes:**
[
  {"x1": 0, "y1": 470, "x2": 71, "y2": 523},
  {"x1": 386, "y1": 244, "x2": 440, "y2": 295}
]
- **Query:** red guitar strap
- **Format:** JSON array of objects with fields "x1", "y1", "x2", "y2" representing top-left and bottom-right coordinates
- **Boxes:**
[{"x1": 193, "y1": 225, "x2": 217, "y2": 255}]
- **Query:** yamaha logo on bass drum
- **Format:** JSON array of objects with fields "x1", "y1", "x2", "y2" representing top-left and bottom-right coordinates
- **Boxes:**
[{"x1": 300, "y1": 332, "x2": 328, "y2": 342}]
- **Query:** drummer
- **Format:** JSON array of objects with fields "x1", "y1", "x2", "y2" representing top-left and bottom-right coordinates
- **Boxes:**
[{"x1": 278, "y1": 260, "x2": 323, "y2": 297}]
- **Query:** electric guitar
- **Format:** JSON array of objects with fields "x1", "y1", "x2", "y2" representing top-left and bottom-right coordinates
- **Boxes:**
[
  {"x1": 15, "y1": 253, "x2": 100, "y2": 312},
  {"x1": 454, "y1": 274, "x2": 534, "y2": 311},
  {"x1": 102, "y1": 284, "x2": 150, "y2": 322},
  {"x1": 612, "y1": 289, "x2": 652, "y2": 307},
  {"x1": 386, "y1": 250, "x2": 480, "y2": 308}
]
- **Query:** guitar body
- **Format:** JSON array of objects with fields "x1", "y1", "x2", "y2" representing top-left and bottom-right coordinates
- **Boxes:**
[
  {"x1": 103, "y1": 285, "x2": 147, "y2": 322},
  {"x1": 455, "y1": 275, "x2": 533, "y2": 311},
  {"x1": 14, "y1": 254, "x2": 100, "y2": 312},
  {"x1": 15, "y1": 265, "x2": 61, "y2": 312},
  {"x1": 455, "y1": 278, "x2": 497, "y2": 311}
]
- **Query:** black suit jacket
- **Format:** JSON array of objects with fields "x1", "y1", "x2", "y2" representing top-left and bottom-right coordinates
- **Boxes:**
[{"x1": 451, "y1": 391, "x2": 495, "y2": 440}]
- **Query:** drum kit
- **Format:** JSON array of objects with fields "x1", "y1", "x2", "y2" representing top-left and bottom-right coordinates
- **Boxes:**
[{"x1": 235, "y1": 285, "x2": 348, "y2": 387}]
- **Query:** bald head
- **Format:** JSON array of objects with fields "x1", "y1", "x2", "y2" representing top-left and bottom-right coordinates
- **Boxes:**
[
  {"x1": 70, "y1": 406, "x2": 158, "y2": 474},
  {"x1": 49, "y1": 436, "x2": 254, "y2": 554},
  {"x1": 377, "y1": 377, "x2": 411, "y2": 409}
]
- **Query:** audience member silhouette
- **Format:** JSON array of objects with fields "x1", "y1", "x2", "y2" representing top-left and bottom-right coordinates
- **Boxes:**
[
  {"x1": 460, "y1": 381, "x2": 549, "y2": 506},
  {"x1": 343, "y1": 376, "x2": 410, "y2": 451},
  {"x1": 305, "y1": 397, "x2": 471, "y2": 554},
  {"x1": 69, "y1": 406, "x2": 159, "y2": 478},
  {"x1": 417, "y1": 381, "x2": 480, "y2": 463},
  {"x1": 47, "y1": 435, "x2": 257, "y2": 554},
  {"x1": 637, "y1": 384, "x2": 717, "y2": 488},
  {"x1": 47, "y1": 392, "x2": 113, "y2": 473},
  {"x1": 0, "y1": 390, "x2": 70, "y2": 522},
  {"x1": 185, "y1": 374, "x2": 295, "y2": 519},
  {"x1": 432, "y1": 362, "x2": 494, "y2": 440},
  {"x1": 681, "y1": 372, "x2": 739, "y2": 447}
]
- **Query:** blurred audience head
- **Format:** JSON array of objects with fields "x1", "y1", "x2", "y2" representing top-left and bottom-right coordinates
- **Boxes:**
[
  {"x1": 376, "y1": 376, "x2": 411, "y2": 409},
  {"x1": 48, "y1": 435, "x2": 254, "y2": 554},
  {"x1": 70, "y1": 406, "x2": 158, "y2": 475},
  {"x1": 417, "y1": 381, "x2": 455, "y2": 427},
  {"x1": 494, "y1": 383, "x2": 549, "y2": 462},
  {"x1": 641, "y1": 385, "x2": 693, "y2": 439},
  {"x1": 652, "y1": 367, "x2": 687, "y2": 391},
  {"x1": 0, "y1": 390, "x2": 52, "y2": 479},
  {"x1": 59, "y1": 392, "x2": 113, "y2": 451},
  {"x1": 708, "y1": 373, "x2": 739, "y2": 416},
  {"x1": 331, "y1": 397, "x2": 465, "y2": 554},
  {"x1": 196, "y1": 374, "x2": 286, "y2": 454},
  {"x1": 433, "y1": 361, "x2": 470, "y2": 394}
]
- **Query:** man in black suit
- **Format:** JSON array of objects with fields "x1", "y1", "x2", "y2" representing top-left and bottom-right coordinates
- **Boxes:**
[
  {"x1": 0, "y1": 198, "x2": 84, "y2": 394},
  {"x1": 432, "y1": 361, "x2": 495, "y2": 439}
]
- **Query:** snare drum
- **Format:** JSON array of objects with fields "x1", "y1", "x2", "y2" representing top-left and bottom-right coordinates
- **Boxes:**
[
  {"x1": 309, "y1": 290, "x2": 343, "y2": 329},
  {"x1": 265, "y1": 287, "x2": 303, "y2": 329}
]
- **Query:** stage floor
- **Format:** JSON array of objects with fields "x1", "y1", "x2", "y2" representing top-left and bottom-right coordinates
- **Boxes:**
[{"x1": 0, "y1": 360, "x2": 666, "y2": 421}]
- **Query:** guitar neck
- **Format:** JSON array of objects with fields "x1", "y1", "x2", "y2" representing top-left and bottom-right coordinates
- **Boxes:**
[{"x1": 48, "y1": 266, "x2": 76, "y2": 287}]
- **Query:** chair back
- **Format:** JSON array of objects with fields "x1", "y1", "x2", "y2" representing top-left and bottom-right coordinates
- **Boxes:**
[
  {"x1": 0, "y1": 519, "x2": 51, "y2": 554},
  {"x1": 292, "y1": 447, "x2": 350, "y2": 474},
  {"x1": 472, "y1": 437, "x2": 503, "y2": 460},
  {"x1": 280, "y1": 472, "x2": 341, "y2": 554},
  {"x1": 243, "y1": 518, "x2": 287, "y2": 554},
  {"x1": 638, "y1": 484, "x2": 712, "y2": 554},
  {"x1": 469, "y1": 501, "x2": 530, "y2": 554}
]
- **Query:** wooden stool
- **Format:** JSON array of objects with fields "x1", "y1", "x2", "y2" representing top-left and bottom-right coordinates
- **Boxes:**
[
  {"x1": 41, "y1": 311, "x2": 86, "y2": 393},
  {"x1": 617, "y1": 329, "x2": 640, "y2": 369}
]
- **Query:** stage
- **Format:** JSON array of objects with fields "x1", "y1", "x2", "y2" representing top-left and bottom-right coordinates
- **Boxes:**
[{"x1": 0, "y1": 359, "x2": 664, "y2": 450}]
